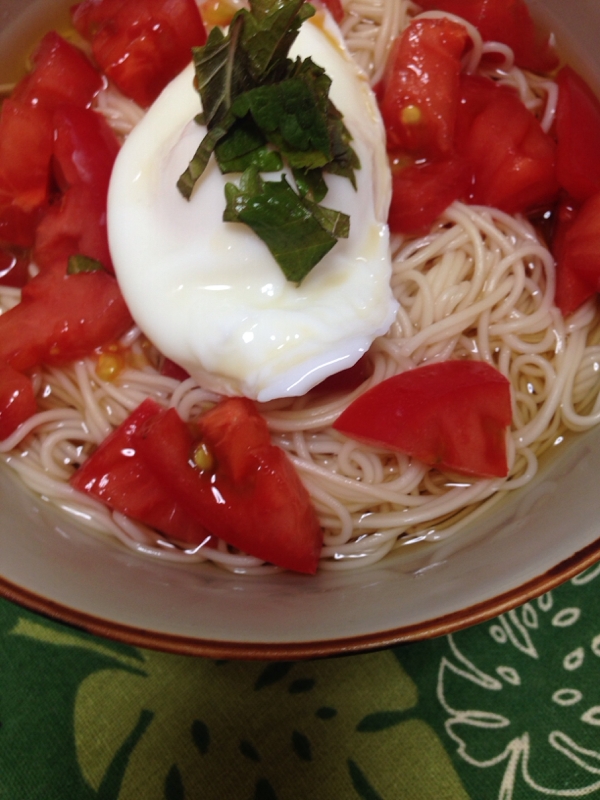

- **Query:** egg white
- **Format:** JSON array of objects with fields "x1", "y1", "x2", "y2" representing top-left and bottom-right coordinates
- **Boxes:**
[{"x1": 108, "y1": 10, "x2": 397, "y2": 402}]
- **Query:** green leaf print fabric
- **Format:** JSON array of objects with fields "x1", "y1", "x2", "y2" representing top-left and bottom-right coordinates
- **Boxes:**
[{"x1": 1, "y1": 562, "x2": 600, "y2": 800}]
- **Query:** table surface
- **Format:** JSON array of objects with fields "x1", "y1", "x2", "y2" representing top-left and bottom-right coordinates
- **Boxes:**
[{"x1": 2, "y1": 561, "x2": 600, "y2": 800}]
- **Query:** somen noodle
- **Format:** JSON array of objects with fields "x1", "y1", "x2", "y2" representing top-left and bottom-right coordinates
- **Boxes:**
[{"x1": 1, "y1": 0, "x2": 600, "y2": 574}]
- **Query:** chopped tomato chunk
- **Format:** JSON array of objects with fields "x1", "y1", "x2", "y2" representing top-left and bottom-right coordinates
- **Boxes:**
[
  {"x1": 0, "y1": 100, "x2": 54, "y2": 247},
  {"x1": 72, "y1": 0, "x2": 207, "y2": 107},
  {"x1": 0, "y1": 204, "x2": 40, "y2": 250},
  {"x1": 378, "y1": 17, "x2": 469, "y2": 159},
  {"x1": 0, "y1": 364, "x2": 37, "y2": 440},
  {"x1": 0, "y1": 100, "x2": 53, "y2": 215},
  {"x1": 52, "y1": 105, "x2": 120, "y2": 192},
  {"x1": 551, "y1": 196, "x2": 592, "y2": 316},
  {"x1": 416, "y1": 0, "x2": 559, "y2": 73},
  {"x1": 377, "y1": 17, "x2": 471, "y2": 233},
  {"x1": 388, "y1": 155, "x2": 469, "y2": 235},
  {"x1": 0, "y1": 248, "x2": 29, "y2": 288},
  {"x1": 455, "y1": 75, "x2": 558, "y2": 214},
  {"x1": 320, "y1": 0, "x2": 344, "y2": 23},
  {"x1": 0, "y1": 34, "x2": 104, "y2": 250},
  {"x1": 12, "y1": 32, "x2": 102, "y2": 110},
  {"x1": 34, "y1": 106, "x2": 120, "y2": 275},
  {"x1": 554, "y1": 192, "x2": 600, "y2": 315},
  {"x1": 134, "y1": 398, "x2": 322, "y2": 574},
  {"x1": 555, "y1": 66, "x2": 600, "y2": 204},
  {"x1": 312, "y1": 354, "x2": 372, "y2": 394},
  {"x1": 70, "y1": 398, "x2": 213, "y2": 543},
  {"x1": 160, "y1": 358, "x2": 190, "y2": 382},
  {"x1": 0, "y1": 268, "x2": 132, "y2": 371},
  {"x1": 34, "y1": 185, "x2": 112, "y2": 276},
  {"x1": 333, "y1": 361, "x2": 512, "y2": 478}
]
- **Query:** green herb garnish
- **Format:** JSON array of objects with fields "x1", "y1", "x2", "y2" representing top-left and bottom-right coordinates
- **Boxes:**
[
  {"x1": 67, "y1": 255, "x2": 106, "y2": 275},
  {"x1": 178, "y1": 0, "x2": 359, "y2": 283}
]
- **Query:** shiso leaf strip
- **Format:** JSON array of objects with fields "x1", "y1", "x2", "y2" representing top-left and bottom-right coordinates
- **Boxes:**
[{"x1": 178, "y1": 0, "x2": 359, "y2": 282}]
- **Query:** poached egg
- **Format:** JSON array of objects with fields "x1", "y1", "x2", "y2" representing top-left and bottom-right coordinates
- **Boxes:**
[{"x1": 108, "y1": 10, "x2": 396, "y2": 402}]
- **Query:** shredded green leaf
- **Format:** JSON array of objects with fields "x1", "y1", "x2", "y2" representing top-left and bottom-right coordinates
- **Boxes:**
[
  {"x1": 67, "y1": 255, "x2": 106, "y2": 275},
  {"x1": 178, "y1": 0, "x2": 360, "y2": 283},
  {"x1": 224, "y1": 168, "x2": 348, "y2": 283}
]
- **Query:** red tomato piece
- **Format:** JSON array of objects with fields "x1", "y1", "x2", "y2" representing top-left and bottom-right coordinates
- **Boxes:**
[
  {"x1": 333, "y1": 361, "x2": 512, "y2": 478},
  {"x1": 0, "y1": 248, "x2": 29, "y2": 288},
  {"x1": 0, "y1": 203, "x2": 40, "y2": 249},
  {"x1": 320, "y1": 0, "x2": 344, "y2": 24},
  {"x1": 0, "y1": 100, "x2": 54, "y2": 247},
  {"x1": 555, "y1": 192, "x2": 600, "y2": 315},
  {"x1": 52, "y1": 105, "x2": 120, "y2": 192},
  {"x1": 12, "y1": 32, "x2": 102, "y2": 110},
  {"x1": 134, "y1": 398, "x2": 323, "y2": 574},
  {"x1": 378, "y1": 17, "x2": 469, "y2": 159},
  {"x1": 555, "y1": 66, "x2": 600, "y2": 204},
  {"x1": 455, "y1": 75, "x2": 558, "y2": 214},
  {"x1": 72, "y1": 0, "x2": 207, "y2": 108},
  {"x1": 0, "y1": 364, "x2": 37, "y2": 440},
  {"x1": 0, "y1": 268, "x2": 132, "y2": 371},
  {"x1": 388, "y1": 155, "x2": 470, "y2": 235},
  {"x1": 416, "y1": 0, "x2": 559, "y2": 74},
  {"x1": 551, "y1": 196, "x2": 594, "y2": 316},
  {"x1": 34, "y1": 184, "x2": 114, "y2": 275},
  {"x1": 0, "y1": 35, "x2": 103, "y2": 249},
  {"x1": 160, "y1": 358, "x2": 190, "y2": 382},
  {"x1": 70, "y1": 398, "x2": 213, "y2": 543},
  {"x1": 0, "y1": 100, "x2": 53, "y2": 214},
  {"x1": 35, "y1": 106, "x2": 120, "y2": 274},
  {"x1": 312, "y1": 354, "x2": 372, "y2": 394}
]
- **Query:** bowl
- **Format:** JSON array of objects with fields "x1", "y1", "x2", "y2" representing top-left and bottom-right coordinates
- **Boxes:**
[{"x1": 1, "y1": 0, "x2": 600, "y2": 660}]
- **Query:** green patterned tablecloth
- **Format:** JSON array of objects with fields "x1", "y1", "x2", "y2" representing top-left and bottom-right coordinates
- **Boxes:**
[{"x1": 2, "y1": 562, "x2": 600, "y2": 799}]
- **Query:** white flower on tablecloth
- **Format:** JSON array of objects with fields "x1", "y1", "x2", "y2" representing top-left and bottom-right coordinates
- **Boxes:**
[{"x1": 438, "y1": 562, "x2": 600, "y2": 799}]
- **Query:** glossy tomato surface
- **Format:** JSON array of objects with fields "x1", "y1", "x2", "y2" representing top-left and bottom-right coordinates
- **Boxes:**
[
  {"x1": 334, "y1": 361, "x2": 512, "y2": 478},
  {"x1": 135, "y1": 399, "x2": 323, "y2": 574},
  {"x1": 70, "y1": 399, "x2": 213, "y2": 544}
]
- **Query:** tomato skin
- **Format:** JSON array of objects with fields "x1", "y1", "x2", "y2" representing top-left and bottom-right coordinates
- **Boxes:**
[
  {"x1": 0, "y1": 364, "x2": 37, "y2": 440},
  {"x1": 333, "y1": 361, "x2": 512, "y2": 478},
  {"x1": 555, "y1": 66, "x2": 600, "y2": 204},
  {"x1": 0, "y1": 100, "x2": 53, "y2": 215},
  {"x1": 378, "y1": 18, "x2": 469, "y2": 159},
  {"x1": 34, "y1": 106, "x2": 120, "y2": 275},
  {"x1": 554, "y1": 192, "x2": 600, "y2": 315},
  {"x1": 134, "y1": 398, "x2": 322, "y2": 574},
  {"x1": 0, "y1": 204, "x2": 40, "y2": 249},
  {"x1": 455, "y1": 75, "x2": 558, "y2": 214},
  {"x1": 72, "y1": 0, "x2": 207, "y2": 108},
  {"x1": 0, "y1": 34, "x2": 104, "y2": 249},
  {"x1": 160, "y1": 358, "x2": 190, "y2": 382},
  {"x1": 377, "y1": 17, "x2": 470, "y2": 233},
  {"x1": 70, "y1": 398, "x2": 212, "y2": 543},
  {"x1": 551, "y1": 196, "x2": 592, "y2": 316},
  {"x1": 195, "y1": 397, "x2": 269, "y2": 484},
  {"x1": 0, "y1": 100, "x2": 53, "y2": 247},
  {"x1": 12, "y1": 32, "x2": 102, "y2": 110},
  {"x1": 0, "y1": 269, "x2": 132, "y2": 371},
  {"x1": 320, "y1": 0, "x2": 344, "y2": 23},
  {"x1": 34, "y1": 185, "x2": 113, "y2": 275},
  {"x1": 388, "y1": 155, "x2": 470, "y2": 235},
  {"x1": 312, "y1": 354, "x2": 372, "y2": 394},
  {"x1": 416, "y1": 0, "x2": 559, "y2": 74},
  {"x1": 52, "y1": 105, "x2": 120, "y2": 192},
  {"x1": 0, "y1": 248, "x2": 29, "y2": 288}
]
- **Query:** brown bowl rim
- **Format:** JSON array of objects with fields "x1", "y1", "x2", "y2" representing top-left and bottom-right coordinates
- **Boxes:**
[{"x1": 0, "y1": 534, "x2": 598, "y2": 660}]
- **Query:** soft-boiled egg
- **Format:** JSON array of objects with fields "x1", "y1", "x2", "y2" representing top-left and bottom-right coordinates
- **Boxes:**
[{"x1": 108, "y1": 10, "x2": 396, "y2": 402}]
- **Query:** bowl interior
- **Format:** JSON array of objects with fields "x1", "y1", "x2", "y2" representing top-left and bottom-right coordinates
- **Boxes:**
[{"x1": 1, "y1": 0, "x2": 600, "y2": 658}]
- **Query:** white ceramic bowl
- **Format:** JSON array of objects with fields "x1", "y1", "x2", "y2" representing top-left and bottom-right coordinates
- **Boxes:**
[{"x1": 1, "y1": 0, "x2": 600, "y2": 659}]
